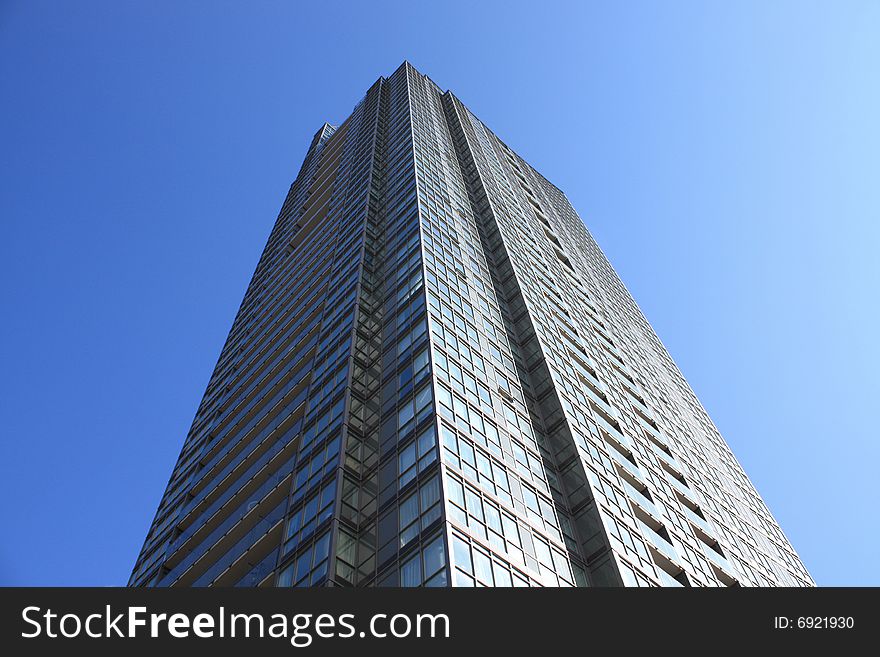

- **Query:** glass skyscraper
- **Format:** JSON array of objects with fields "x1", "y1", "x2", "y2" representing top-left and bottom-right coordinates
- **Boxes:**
[{"x1": 131, "y1": 62, "x2": 812, "y2": 588}]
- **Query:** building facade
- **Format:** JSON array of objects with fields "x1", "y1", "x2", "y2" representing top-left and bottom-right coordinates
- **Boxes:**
[{"x1": 130, "y1": 62, "x2": 813, "y2": 588}]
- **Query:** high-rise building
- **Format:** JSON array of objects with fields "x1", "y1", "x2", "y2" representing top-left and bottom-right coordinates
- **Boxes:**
[{"x1": 130, "y1": 62, "x2": 812, "y2": 588}]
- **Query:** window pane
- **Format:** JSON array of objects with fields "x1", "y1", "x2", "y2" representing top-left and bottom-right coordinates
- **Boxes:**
[
  {"x1": 304, "y1": 495, "x2": 319, "y2": 521},
  {"x1": 453, "y1": 396, "x2": 469, "y2": 421},
  {"x1": 477, "y1": 453, "x2": 492, "y2": 478},
  {"x1": 447, "y1": 478, "x2": 465, "y2": 507},
  {"x1": 420, "y1": 476, "x2": 440, "y2": 509},
  {"x1": 534, "y1": 538, "x2": 553, "y2": 566},
  {"x1": 418, "y1": 426, "x2": 436, "y2": 456},
  {"x1": 465, "y1": 489, "x2": 483, "y2": 520},
  {"x1": 400, "y1": 554, "x2": 421, "y2": 587},
  {"x1": 454, "y1": 570, "x2": 475, "y2": 587},
  {"x1": 313, "y1": 532, "x2": 331, "y2": 562},
  {"x1": 422, "y1": 536, "x2": 445, "y2": 577},
  {"x1": 296, "y1": 548, "x2": 312, "y2": 583},
  {"x1": 336, "y1": 531, "x2": 356, "y2": 564},
  {"x1": 459, "y1": 441, "x2": 475, "y2": 466},
  {"x1": 398, "y1": 402, "x2": 415, "y2": 428},
  {"x1": 452, "y1": 536, "x2": 472, "y2": 573},
  {"x1": 414, "y1": 348, "x2": 429, "y2": 371},
  {"x1": 425, "y1": 569, "x2": 448, "y2": 587},
  {"x1": 320, "y1": 483, "x2": 335, "y2": 509},
  {"x1": 399, "y1": 442, "x2": 416, "y2": 473},
  {"x1": 485, "y1": 505, "x2": 502, "y2": 533},
  {"x1": 400, "y1": 492, "x2": 419, "y2": 528},
  {"x1": 286, "y1": 511, "x2": 302, "y2": 539},
  {"x1": 441, "y1": 426, "x2": 457, "y2": 451},
  {"x1": 502, "y1": 515, "x2": 520, "y2": 544},
  {"x1": 522, "y1": 487, "x2": 539, "y2": 512},
  {"x1": 485, "y1": 422, "x2": 499, "y2": 443},
  {"x1": 492, "y1": 561, "x2": 513, "y2": 587},
  {"x1": 437, "y1": 385, "x2": 452, "y2": 408},
  {"x1": 401, "y1": 523, "x2": 419, "y2": 547},
  {"x1": 278, "y1": 563, "x2": 294, "y2": 587},
  {"x1": 473, "y1": 550, "x2": 493, "y2": 585},
  {"x1": 415, "y1": 384, "x2": 432, "y2": 412}
]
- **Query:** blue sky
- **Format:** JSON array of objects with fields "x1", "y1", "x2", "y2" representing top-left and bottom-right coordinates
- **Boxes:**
[{"x1": 1, "y1": 1, "x2": 877, "y2": 586}]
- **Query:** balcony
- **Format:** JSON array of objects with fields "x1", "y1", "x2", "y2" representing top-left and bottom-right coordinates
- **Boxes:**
[
  {"x1": 627, "y1": 392, "x2": 652, "y2": 418},
  {"x1": 651, "y1": 442, "x2": 684, "y2": 475},
  {"x1": 637, "y1": 414, "x2": 670, "y2": 449},
  {"x1": 614, "y1": 368, "x2": 643, "y2": 397},
  {"x1": 638, "y1": 519, "x2": 680, "y2": 567},
  {"x1": 702, "y1": 541, "x2": 737, "y2": 579},
  {"x1": 610, "y1": 446, "x2": 645, "y2": 484},
  {"x1": 657, "y1": 568, "x2": 685, "y2": 588},
  {"x1": 594, "y1": 413, "x2": 632, "y2": 451},
  {"x1": 622, "y1": 480, "x2": 663, "y2": 525},
  {"x1": 666, "y1": 473, "x2": 698, "y2": 506},
  {"x1": 682, "y1": 504, "x2": 714, "y2": 537},
  {"x1": 586, "y1": 390, "x2": 618, "y2": 424}
]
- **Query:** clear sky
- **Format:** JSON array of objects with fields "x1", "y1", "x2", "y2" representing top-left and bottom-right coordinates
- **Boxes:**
[{"x1": 1, "y1": 1, "x2": 877, "y2": 586}]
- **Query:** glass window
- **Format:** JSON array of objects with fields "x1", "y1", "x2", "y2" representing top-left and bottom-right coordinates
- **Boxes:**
[
  {"x1": 502, "y1": 515, "x2": 520, "y2": 545},
  {"x1": 418, "y1": 426, "x2": 435, "y2": 455},
  {"x1": 513, "y1": 572, "x2": 530, "y2": 587},
  {"x1": 400, "y1": 492, "x2": 419, "y2": 528},
  {"x1": 465, "y1": 489, "x2": 483, "y2": 520},
  {"x1": 420, "y1": 476, "x2": 440, "y2": 509},
  {"x1": 522, "y1": 487, "x2": 540, "y2": 513},
  {"x1": 454, "y1": 570, "x2": 475, "y2": 587},
  {"x1": 453, "y1": 396, "x2": 469, "y2": 421},
  {"x1": 295, "y1": 548, "x2": 312, "y2": 583},
  {"x1": 415, "y1": 384, "x2": 432, "y2": 412},
  {"x1": 278, "y1": 563, "x2": 294, "y2": 587},
  {"x1": 286, "y1": 511, "x2": 302, "y2": 539},
  {"x1": 398, "y1": 332, "x2": 412, "y2": 356},
  {"x1": 441, "y1": 425, "x2": 457, "y2": 451},
  {"x1": 485, "y1": 421, "x2": 499, "y2": 444},
  {"x1": 492, "y1": 561, "x2": 513, "y2": 587},
  {"x1": 552, "y1": 550, "x2": 572, "y2": 580},
  {"x1": 398, "y1": 402, "x2": 415, "y2": 428},
  {"x1": 494, "y1": 463, "x2": 509, "y2": 490},
  {"x1": 437, "y1": 384, "x2": 453, "y2": 409},
  {"x1": 399, "y1": 442, "x2": 416, "y2": 473},
  {"x1": 447, "y1": 477, "x2": 465, "y2": 507},
  {"x1": 473, "y1": 550, "x2": 493, "y2": 585},
  {"x1": 423, "y1": 536, "x2": 445, "y2": 578},
  {"x1": 485, "y1": 504, "x2": 503, "y2": 533},
  {"x1": 534, "y1": 537, "x2": 553, "y2": 566},
  {"x1": 452, "y1": 536, "x2": 472, "y2": 573},
  {"x1": 304, "y1": 494, "x2": 319, "y2": 522},
  {"x1": 414, "y1": 348, "x2": 429, "y2": 372},
  {"x1": 459, "y1": 441, "x2": 475, "y2": 466},
  {"x1": 400, "y1": 554, "x2": 421, "y2": 587},
  {"x1": 336, "y1": 531, "x2": 356, "y2": 565},
  {"x1": 314, "y1": 532, "x2": 330, "y2": 562},
  {"x1": 477, "y1": 453, "x2": 492, "y2": 479},
  {"x1": 320, "y1": 483, "x2": 335, "y2": 509}
]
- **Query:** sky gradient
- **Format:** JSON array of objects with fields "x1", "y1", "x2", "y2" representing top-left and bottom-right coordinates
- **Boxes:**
[{"x1": 1, "y1": 1, "x2": 878, "y2": 586}]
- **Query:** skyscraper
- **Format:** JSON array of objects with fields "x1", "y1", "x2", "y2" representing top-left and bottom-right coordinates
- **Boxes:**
[{"x1": 130, "y1": 62, "x2": 812, "y2": 588}]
